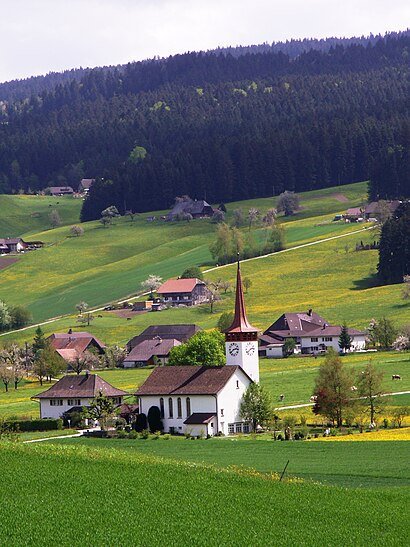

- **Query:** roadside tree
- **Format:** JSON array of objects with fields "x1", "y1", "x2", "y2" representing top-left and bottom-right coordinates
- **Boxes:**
[
  {"x1": 240, "y1": 383, "x2": 273, "y2": 431},
  {"x1": 312, "y1": 349, "x2": 353, "y2": 427}
]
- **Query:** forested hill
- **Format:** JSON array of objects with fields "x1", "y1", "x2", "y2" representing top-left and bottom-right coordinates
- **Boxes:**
[{"x1": 0, "y1": 32, "x2": 409, "y2": 220}]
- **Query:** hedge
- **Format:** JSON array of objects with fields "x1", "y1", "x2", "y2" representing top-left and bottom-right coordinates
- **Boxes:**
[{"x1": 6, "y1": 419, "x2": 63, "y2": 432}]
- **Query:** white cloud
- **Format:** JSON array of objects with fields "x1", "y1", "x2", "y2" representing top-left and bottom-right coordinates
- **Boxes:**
[{"x1": 0, "y1": 0, "x2": 408, "y2": 81}]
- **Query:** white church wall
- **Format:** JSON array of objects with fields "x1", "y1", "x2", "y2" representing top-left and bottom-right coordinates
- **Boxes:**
[{"x1": 216, "y1": 369, "x2": 251, "y2": 435}]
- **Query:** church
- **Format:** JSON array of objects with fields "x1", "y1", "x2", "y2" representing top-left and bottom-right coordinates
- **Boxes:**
[{"x1": 136, "y1": 261, "x2": 259, "y2": 436}]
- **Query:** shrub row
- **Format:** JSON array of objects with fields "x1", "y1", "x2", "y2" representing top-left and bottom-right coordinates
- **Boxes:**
[{"x1": 6, "y1": 418, "x2": 63, "y2": 432}]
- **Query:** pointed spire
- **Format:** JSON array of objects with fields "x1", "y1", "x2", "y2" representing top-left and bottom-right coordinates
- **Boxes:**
[{"x1": 224, "y1": 257, "x2": 257, "y2": 333}]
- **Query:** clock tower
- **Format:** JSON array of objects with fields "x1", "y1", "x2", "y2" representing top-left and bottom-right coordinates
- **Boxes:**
[{"x1": 224, "y1": 260, "x2": 259, "y2": 382}]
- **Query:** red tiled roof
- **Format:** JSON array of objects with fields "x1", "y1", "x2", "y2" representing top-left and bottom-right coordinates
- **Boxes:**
[
  {"x1": 157, "y1": 278, "x2": 204, "y2": 294},
  {"x1": 136, "y1": 365, "x2": 241, "y2": 396},
  {"x1": 48, "y1": 332, "x2": 105, "y2": 350},
  {"x1": 184, "y1": 412, "x2": 216, "y2": 425},
  {"x1": 33, "y1": 374, "x2": 129, "y2": 399},
  {"x1": 224, "y1": 262, "x2": 257, "y2": 334}
]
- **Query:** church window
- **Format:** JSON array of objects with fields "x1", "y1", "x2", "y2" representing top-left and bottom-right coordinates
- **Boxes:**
[
  {"x1": 168, "y1": 398, "x2": 173, "y2": 418},
  {"x1": 236, "y1": 380, "x2": 239, "y2": 389},
  {"x1": 177, "y1": 397, "x2": 182, "y2": 418},
  {"x1": 186, "y1": 397, "x2": 191, "y2": 416},
  {"x1": 160, "y1": 398, "x2": 164, "y2": 418},
  {"x1": 235, "y1": 423, "x2": 242, "y2": 433},
  {"x1": 243, "y1": 423, "x2": 250, "y2": 433},
  {"x1": 220, "y1": 408, "x2": 224, "y2": 417},
  {"x1": 228, "y1": 423, "x2": 235, "y2": 434}
]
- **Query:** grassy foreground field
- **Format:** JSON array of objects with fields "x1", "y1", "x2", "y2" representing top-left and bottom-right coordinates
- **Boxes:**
[
  {"x1": 0, "y1": 181, "x2": 374, "y2": 323},
  {"x1": 0, "y1": 441, "x2": 408, "y2": 546}
]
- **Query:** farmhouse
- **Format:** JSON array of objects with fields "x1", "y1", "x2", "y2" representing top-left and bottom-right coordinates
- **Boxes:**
[
  {"x1": 157, "y1": 278, "x2": 212, "y2": 306},
  {"x1": 167, "y1": 198, "x2": 214, "y2": 220},
  {"x1": 136, "y1": 262, "x2": 259, "y2": 436},
  {"x1": 33, "y1": 372, "x2": 129, "y2": 419},
  {"x1": 48, "y1": 331, "x2": 105, "y2": 362},
  {"x1": 123, "y1": 337, "x2": 181, "y2": 368},
  {"x1": 49, "y1": 186, "x2": 74, "y2": 196},
  {"x1": 364, "y1": 200, "x2": 401, "y2": 219},
  {"x1": 78, "y1": 178, "x2": 95, "y2": 193},
  {"x1": 260, "y1": 310, "x2": 366, "y2": 357},
  {"x1": 126, "y1": 324, "x2": 201, "y2": 351},
  {"x1": 0, "y1": 238, "x2": 27, "y2": 253}
]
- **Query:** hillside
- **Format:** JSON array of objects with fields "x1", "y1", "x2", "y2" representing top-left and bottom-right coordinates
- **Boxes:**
[
  {"x1": 0, "y1": 181, "x2": 373, "y2": 324},
  {"x1": 0, "y1": 33, "x2": 408, "y2": 215},
  {"x1": 0, "y1": 194, "x2": 81, "y2": 238}
]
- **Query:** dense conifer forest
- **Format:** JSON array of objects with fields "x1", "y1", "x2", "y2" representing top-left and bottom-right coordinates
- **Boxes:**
[{"x1": 0, "y1": 31, "x2": 408, "y2": 220}]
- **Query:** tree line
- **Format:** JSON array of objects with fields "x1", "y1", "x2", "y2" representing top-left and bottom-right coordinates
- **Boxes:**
[{"x1": 0, "y1": 34, "x2": 408, "y2": 217}]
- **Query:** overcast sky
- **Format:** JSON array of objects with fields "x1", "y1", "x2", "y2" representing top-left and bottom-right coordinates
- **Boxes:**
[{"x1": 0, "y1": 0, "x2": 408, "y2": 82}]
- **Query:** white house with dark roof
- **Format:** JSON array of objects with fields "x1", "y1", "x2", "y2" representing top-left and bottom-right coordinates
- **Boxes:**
[
  {"x1": 260, "y1": 310, "x2": 367, "y2": 357},
  {"x1": 33, "y1": 372, "x2": 129, "y2": 419},
  {"x1": 136, "y1": 261, "x2": 259, "y2": 436}
]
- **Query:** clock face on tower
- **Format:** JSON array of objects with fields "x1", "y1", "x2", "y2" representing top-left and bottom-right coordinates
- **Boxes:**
[
  {"x1": 245, "y1": 342, "x2": 255, "y2": 356},
  {"x1": 228, "y1": 342, "x2": 240, "y2": 357}
]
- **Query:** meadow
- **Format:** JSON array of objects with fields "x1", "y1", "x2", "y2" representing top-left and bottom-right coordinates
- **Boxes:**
[
  {"x1": 0, "y1": 194, "x2": 82, "y2": 237},
  {"x1": 0, "y1": 181, "x2": 375, "y2": 323},
  {"x1": 1, "y1": 350, "x2": 408, "y2": 420},
  {"x1": 0, "y1": 441, "x2": 408, "y2": 546}
]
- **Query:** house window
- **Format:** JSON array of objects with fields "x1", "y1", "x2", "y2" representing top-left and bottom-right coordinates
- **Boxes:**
[
  {"x1": 243, "y1": 423, "x2": 250, "y2": 433},
  {"x1": 168, "y1": 398, "x2": 173, "y2": 418},
  {"x1": 323, "y1": 337, "x2": 333, "y2": 342},
  {"x1": 311, "y1": 337, "x2": 318, "y2": 342},
  {"x1": 50, "y1": 399, "x2": 63, "y2": 406},
  {"x1": 220, "y1": 408, "x2": 224, "y2": 417},
  {"x1": 160, "y1": 398, "x2": 164, "y2": 419},
  {"x1": 68, "y1": 399, "x2": 74, "y2": 406},
  {"x1": 235, "y1": 423, "x2": 242, "y2": 433},
  {"x1": 186, "y1": 397, "x2": 191, "y2": 417},
  {"x1": 228, "y1": 423, "x2": 235, "y2": 434},
  {"x1": 177, "y1": 397, "x2": 182, "y2": 418},
  {"x1": 211, "y1": 422, "x2": 214, "y2": 428}
]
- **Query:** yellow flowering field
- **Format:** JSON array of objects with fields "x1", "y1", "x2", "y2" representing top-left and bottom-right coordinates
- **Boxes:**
[{"x1": 312, "y1": 427, "x2": 410, "y2": 441}]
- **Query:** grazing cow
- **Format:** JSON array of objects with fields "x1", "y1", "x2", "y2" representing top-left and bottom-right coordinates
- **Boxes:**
[
  {"x1": 392, "y1": 374, "x2": 401, "y2": 380},
  {"x1": 279, "y1": 394, "x2": 285, "y2": 402},
  {"x1": 350, "y1": 386, "x2": 358, "y2": 392},
  {"x1": 310, "y1": 395, "x2": 317, "y2": 402}
]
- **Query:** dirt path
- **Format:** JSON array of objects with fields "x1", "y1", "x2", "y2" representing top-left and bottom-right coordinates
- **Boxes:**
[{"x1": 0, "y1": 225, "x2": 375, "y2": 337}]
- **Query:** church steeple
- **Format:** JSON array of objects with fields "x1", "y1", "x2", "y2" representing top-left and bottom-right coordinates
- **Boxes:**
[
  {"x1": 224, "y1": 259, "x2": 259, "y2": 382},
  {"x1": 224, "y1": 258, "x2": 257, "y2": 335}
]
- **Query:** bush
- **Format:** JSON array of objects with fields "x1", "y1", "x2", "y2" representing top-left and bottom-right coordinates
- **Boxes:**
[
  {"x1": 147, "y1": 406, "x2": 163, "y2": 433},
  {"x1": 162, "y1": 434, "x2": 170, "y2": 440},
  {"x1": 117, "y1": 429, "x2": 127, "y2": 439},
  {"x1": 134, "y1": 413, "x2": 147, "y2": 432},
  {"x1": 6, "y1": 419, "x2": 63, "y2": 432},
  {"x1": 140, "y1": 429, "x2": 150, "y2": 439},
  {"x1": 128, "y1": 430, "x2": 138, "y2": 439}
]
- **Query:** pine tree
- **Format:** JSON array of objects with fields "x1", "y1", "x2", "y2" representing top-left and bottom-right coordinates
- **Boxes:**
[{"x1": 338, "y1": 323, "x2": 352, "y2": 353}]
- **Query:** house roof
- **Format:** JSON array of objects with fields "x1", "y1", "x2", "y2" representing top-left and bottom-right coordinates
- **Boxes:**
[
  {"x1": 303, "y1": 326, "x2": 366, "y2": 337},
  {"x1": 48, "y1": 332, "x2": 105, "y2": 351},
  {"x1": 126, "y1": 324, "x2": 201, "y2": 350},
  {"x1": 157, "y1": 278, "x2": 204, "y2": 294},
  {"x1": 224, "y1": 261, "x2": 257, "y2": 334},
  {"x1": 345, "y1": 207, "x2": 363, "y2": 217},
  {"x1": 364, "y1": 201, "x2": 401, "y2": 215},
  {"x1": 136, "y1": 365, "x2": 243, "y2": 396},
  {"x1": 79, "y1": 179, "x2": 94, "y2": 189},
  {"x1": 169, "y1": 199, "x2": 212, "y2": 217},
  {"x1": 55, "y1": 348, "x2": 83, "y2": 362},
  {"x1": 264, "y1": 312, "x2": 327, "y2": 337},
  {"x1": 184, "y1": 412, "x2": 216, "y2": 425},
  {"x1": 49, "y1": 186, "x2": 74, "y2": 193},
  {"x1": 33, "y1": 373, "x2": 129, "y2": 399},
  {"x1": 125, "y1": 338, "x2": 181, "y2": 363}
]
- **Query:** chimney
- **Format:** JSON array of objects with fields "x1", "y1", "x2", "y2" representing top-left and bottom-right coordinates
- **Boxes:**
[
  {"x1": 68, "y1": 328, "x2": 72, "y2": 334},
  {"x1": 308, "y1": 309, "x2": 312, "y2": 316}
]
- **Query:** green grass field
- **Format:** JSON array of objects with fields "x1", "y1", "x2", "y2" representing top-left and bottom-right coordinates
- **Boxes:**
[
  {"x1": 0, "y1": 194, "x2": 82, "y2": 237},
  {"x1": 0, "y1": 181, "x2": 375, "y2": 323},
  {"x1": 0, "y1": 441, "x2": 408, "y2": 546}
]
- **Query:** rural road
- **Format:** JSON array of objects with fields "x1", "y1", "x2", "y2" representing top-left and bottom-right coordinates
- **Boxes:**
[
  {"x1": 1, "y1": 225, "x2": 375, "y2": 337},
  {"x1": 23, "y1": 427, "x2": 100, "y2": 444}
]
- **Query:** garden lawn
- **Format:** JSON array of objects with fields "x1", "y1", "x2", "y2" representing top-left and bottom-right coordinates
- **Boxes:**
[{"x1": 0, "y1": 441, "x2": 408, "y2": 546}]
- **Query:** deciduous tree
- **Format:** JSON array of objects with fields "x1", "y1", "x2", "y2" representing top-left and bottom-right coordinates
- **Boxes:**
[
  {"x1": 141, "y1": 274, "x2": 162, "y2": 298},
  {"x1": 240, "y1": 383, "x2": 273, "y2": 431},
  {"x1": 167, "y1": 330, "x2": 225, "y2": 367},
  {"x1": 277, "y1": 191, "x2": 300, "y2": 216},
  {"x1": 356, "y1": 362, "x2": 386, "y2": 425}
]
